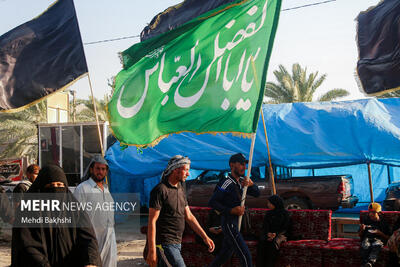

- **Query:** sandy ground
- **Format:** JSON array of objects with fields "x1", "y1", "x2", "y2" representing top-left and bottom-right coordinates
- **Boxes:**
[{"x1": 0, "y1": 216, "x2": 148, "y2": 267}]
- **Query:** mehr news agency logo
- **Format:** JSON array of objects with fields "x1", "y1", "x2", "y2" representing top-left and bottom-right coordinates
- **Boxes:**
[{"x1": 16, "y1": 195, "x2": 138, "y2": 226}]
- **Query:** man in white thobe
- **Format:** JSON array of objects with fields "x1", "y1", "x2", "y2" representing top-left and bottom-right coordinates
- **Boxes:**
[{"x1": 74, "y1": 155, "x2": 117, "y2": 267}]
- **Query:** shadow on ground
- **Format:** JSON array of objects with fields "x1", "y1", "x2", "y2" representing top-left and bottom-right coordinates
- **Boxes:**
[{"x1": 117, "y1": 258, "x2": 146, "y2": 267}]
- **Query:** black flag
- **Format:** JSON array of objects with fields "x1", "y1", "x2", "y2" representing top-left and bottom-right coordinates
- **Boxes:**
[
  {"x1": 140, "y1": 0, "x2": 236, "y2": 41},
  {"x1": 0, "y1": 0, "x2": 87, "y2": 111},
  {"x1": 356, "y1": 0, "x2": 400, "y2": 96}
]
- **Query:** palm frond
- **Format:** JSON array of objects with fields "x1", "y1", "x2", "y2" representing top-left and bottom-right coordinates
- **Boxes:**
[
  {"x1": 318, "y1": 89, "x2": 350, "y2": 102},
  {"x1": 265, "y1": 63, "x2": 350, "y2": 104},
  {"x1": 377, "y1": 90, "x2": 400, "y2": 98}
]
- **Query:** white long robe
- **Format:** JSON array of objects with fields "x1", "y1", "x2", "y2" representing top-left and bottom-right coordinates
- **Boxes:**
[{"x1": 74, "y1": 178, "x2": 117, "y2": 267}]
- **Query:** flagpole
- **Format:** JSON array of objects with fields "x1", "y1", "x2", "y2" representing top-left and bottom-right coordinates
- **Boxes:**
[
  {"x1": 261, "y1": 109, "x2": 276, "y2": 195},
  {"x1": 238, "y1": 133, "x2": 256, "y2": 231},
  {"x1": 87, "y1": 73, "x2": 105, "y2": 157},
  {"x1": 87, "y1": 73, "x2": 108, "y2": 185}
]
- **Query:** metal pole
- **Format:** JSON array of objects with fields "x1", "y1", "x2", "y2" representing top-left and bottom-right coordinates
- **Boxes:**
[
  {"x1": 38, "y1": 125, "x2": 41, "y2": 167},
  {"x1": 261, "y1": 109, "x2": 276, "y2": 195},
  {"x1": 367, "y1": 162, "x2": 374, "y2": 202},
  {"x1": 72, "y1": 90, "x2": 76, "y2": 122},
  {"x1": 102, "y1": 122, "x2": 109, "y2": 185},
  {"x1": 59, "y1": 125, "x2": 62, "y2": 167},
  {"x1": 80, "y1": 125, "x2": 83, "y2": 179},
  {"x1": 103, "y1": 122, "x2": 107, "y2": 152},
  {"x1": 238, "y1": 133, "x2": 256, "y2": 231}
]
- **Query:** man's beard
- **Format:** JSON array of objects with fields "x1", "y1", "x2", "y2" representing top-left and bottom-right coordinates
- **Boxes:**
[
  {"x1": 92, "y1": 175, "x2": 105, "y2": 182},
  {"x1": 179, "y1": 175, "x2": 187, "y2": 182},
  {"x1": 233, "y1": 168, "x2": 244, "y2": 178}
]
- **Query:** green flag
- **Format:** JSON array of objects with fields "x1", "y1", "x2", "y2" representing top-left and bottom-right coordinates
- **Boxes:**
[{"x1": 108, "y1": 0, "x2": 282, "y2": 147}]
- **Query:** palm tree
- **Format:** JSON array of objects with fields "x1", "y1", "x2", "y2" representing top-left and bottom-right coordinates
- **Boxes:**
[
  {"x1": 71, "y1": 76, "x2": 114, "y2": 122},
  {"x1": 0, "y1": 101, "x2": 47, "y2": 161},
  {"x1": 74, "y1": 95, "x2": 109, "y2": 122},
  {"x1": 264, "y1": 63, "x2": 350, "y2": 103},
  {"x1": 377, "y1": 90, "x2": 400, "y2": 98}
]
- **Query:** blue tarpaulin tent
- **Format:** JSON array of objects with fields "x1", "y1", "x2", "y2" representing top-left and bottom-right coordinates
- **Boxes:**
[{"x1": 106, "y1": 98, "x2": 400, "y2": 205}]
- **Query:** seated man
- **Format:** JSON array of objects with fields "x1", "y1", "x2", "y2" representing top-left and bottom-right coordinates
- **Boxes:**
[{"x1": 359, "y1": 202, "x2": 390, "y2": 267}]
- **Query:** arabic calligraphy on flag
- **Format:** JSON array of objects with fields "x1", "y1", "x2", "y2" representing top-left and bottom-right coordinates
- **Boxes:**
[{"x1": 108, "y1": 0, "x2": 282, "y2": 147}]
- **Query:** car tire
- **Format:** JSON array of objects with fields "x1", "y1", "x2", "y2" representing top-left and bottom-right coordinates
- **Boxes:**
[{"x1": 284, "y1": 197, "x2": 309, "y2": 210}]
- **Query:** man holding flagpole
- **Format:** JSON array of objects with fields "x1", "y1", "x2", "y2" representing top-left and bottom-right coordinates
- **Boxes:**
[
  {"x1": 208, "y1": 153, "x2": 260, "y2": 267},
  {"x1": 108, "y1": 1, "x2": 282, "y2": 264}
]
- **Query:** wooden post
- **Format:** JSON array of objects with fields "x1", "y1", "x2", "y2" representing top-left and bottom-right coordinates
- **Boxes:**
[
  {"x1": 250, "y1": 56, "x2": 276, "y2": 195},
  {"x1": 87, "y1": 73, "x2": 107, "y2": 184},
  {"x1": 87, "y1": 73, "x2": 104, "y2": 156},
  {"x1": 367, "y1": 162, "x2": 374, "y2": 202},
  {"x1": 261, "y1": 109, "x2": 276, "y2": 195}
]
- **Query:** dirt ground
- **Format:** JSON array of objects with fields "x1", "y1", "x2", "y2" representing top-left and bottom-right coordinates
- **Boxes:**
[{"x1": 0, "y1": 216, "x2": 147, "y2": 267}]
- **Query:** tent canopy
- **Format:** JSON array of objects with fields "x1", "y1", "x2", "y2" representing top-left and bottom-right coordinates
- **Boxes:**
[
  {"x1": 107, "y1": 98, "x2": 400, "y2": 174},
  {"x1": 106, "y1": 98, "x2": 400, "y2": 203}
]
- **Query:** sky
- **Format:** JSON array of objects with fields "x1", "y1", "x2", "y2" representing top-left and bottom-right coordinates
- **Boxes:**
[{"x1": 0, "y1": 0, "x2": 381, "y2": 101}]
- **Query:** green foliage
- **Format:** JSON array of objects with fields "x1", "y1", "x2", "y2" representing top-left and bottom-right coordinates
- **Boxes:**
[
  {"x1": 264, "y1": 63, "x2": 350, "y2": 103},
  {"x1": 377, "y1": 90, "x2": 400, "y2": 98},
  {"x1": 0, "y1": 101, "x2": 47, "y2": 160},
  {"x1": 72, "y1": 95, "x2": 109, "y2": 122},
  {"x1": 70, "y1": 75, "x2": 114, "y2": 122},
  {"x1": 0, "y1": 92, "x2": 110, "y2": 161}
]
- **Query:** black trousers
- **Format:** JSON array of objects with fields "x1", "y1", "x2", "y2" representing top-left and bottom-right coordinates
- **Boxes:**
[
  {"x1": 256, "y1": 239, "x2": 279, "y2": 267},
  {"x1": 360, "y1": 237, "x2": 384, "y2": 264},
  {"x1": 209, "y1": 223, "x2": 252, "y2": 267}
]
